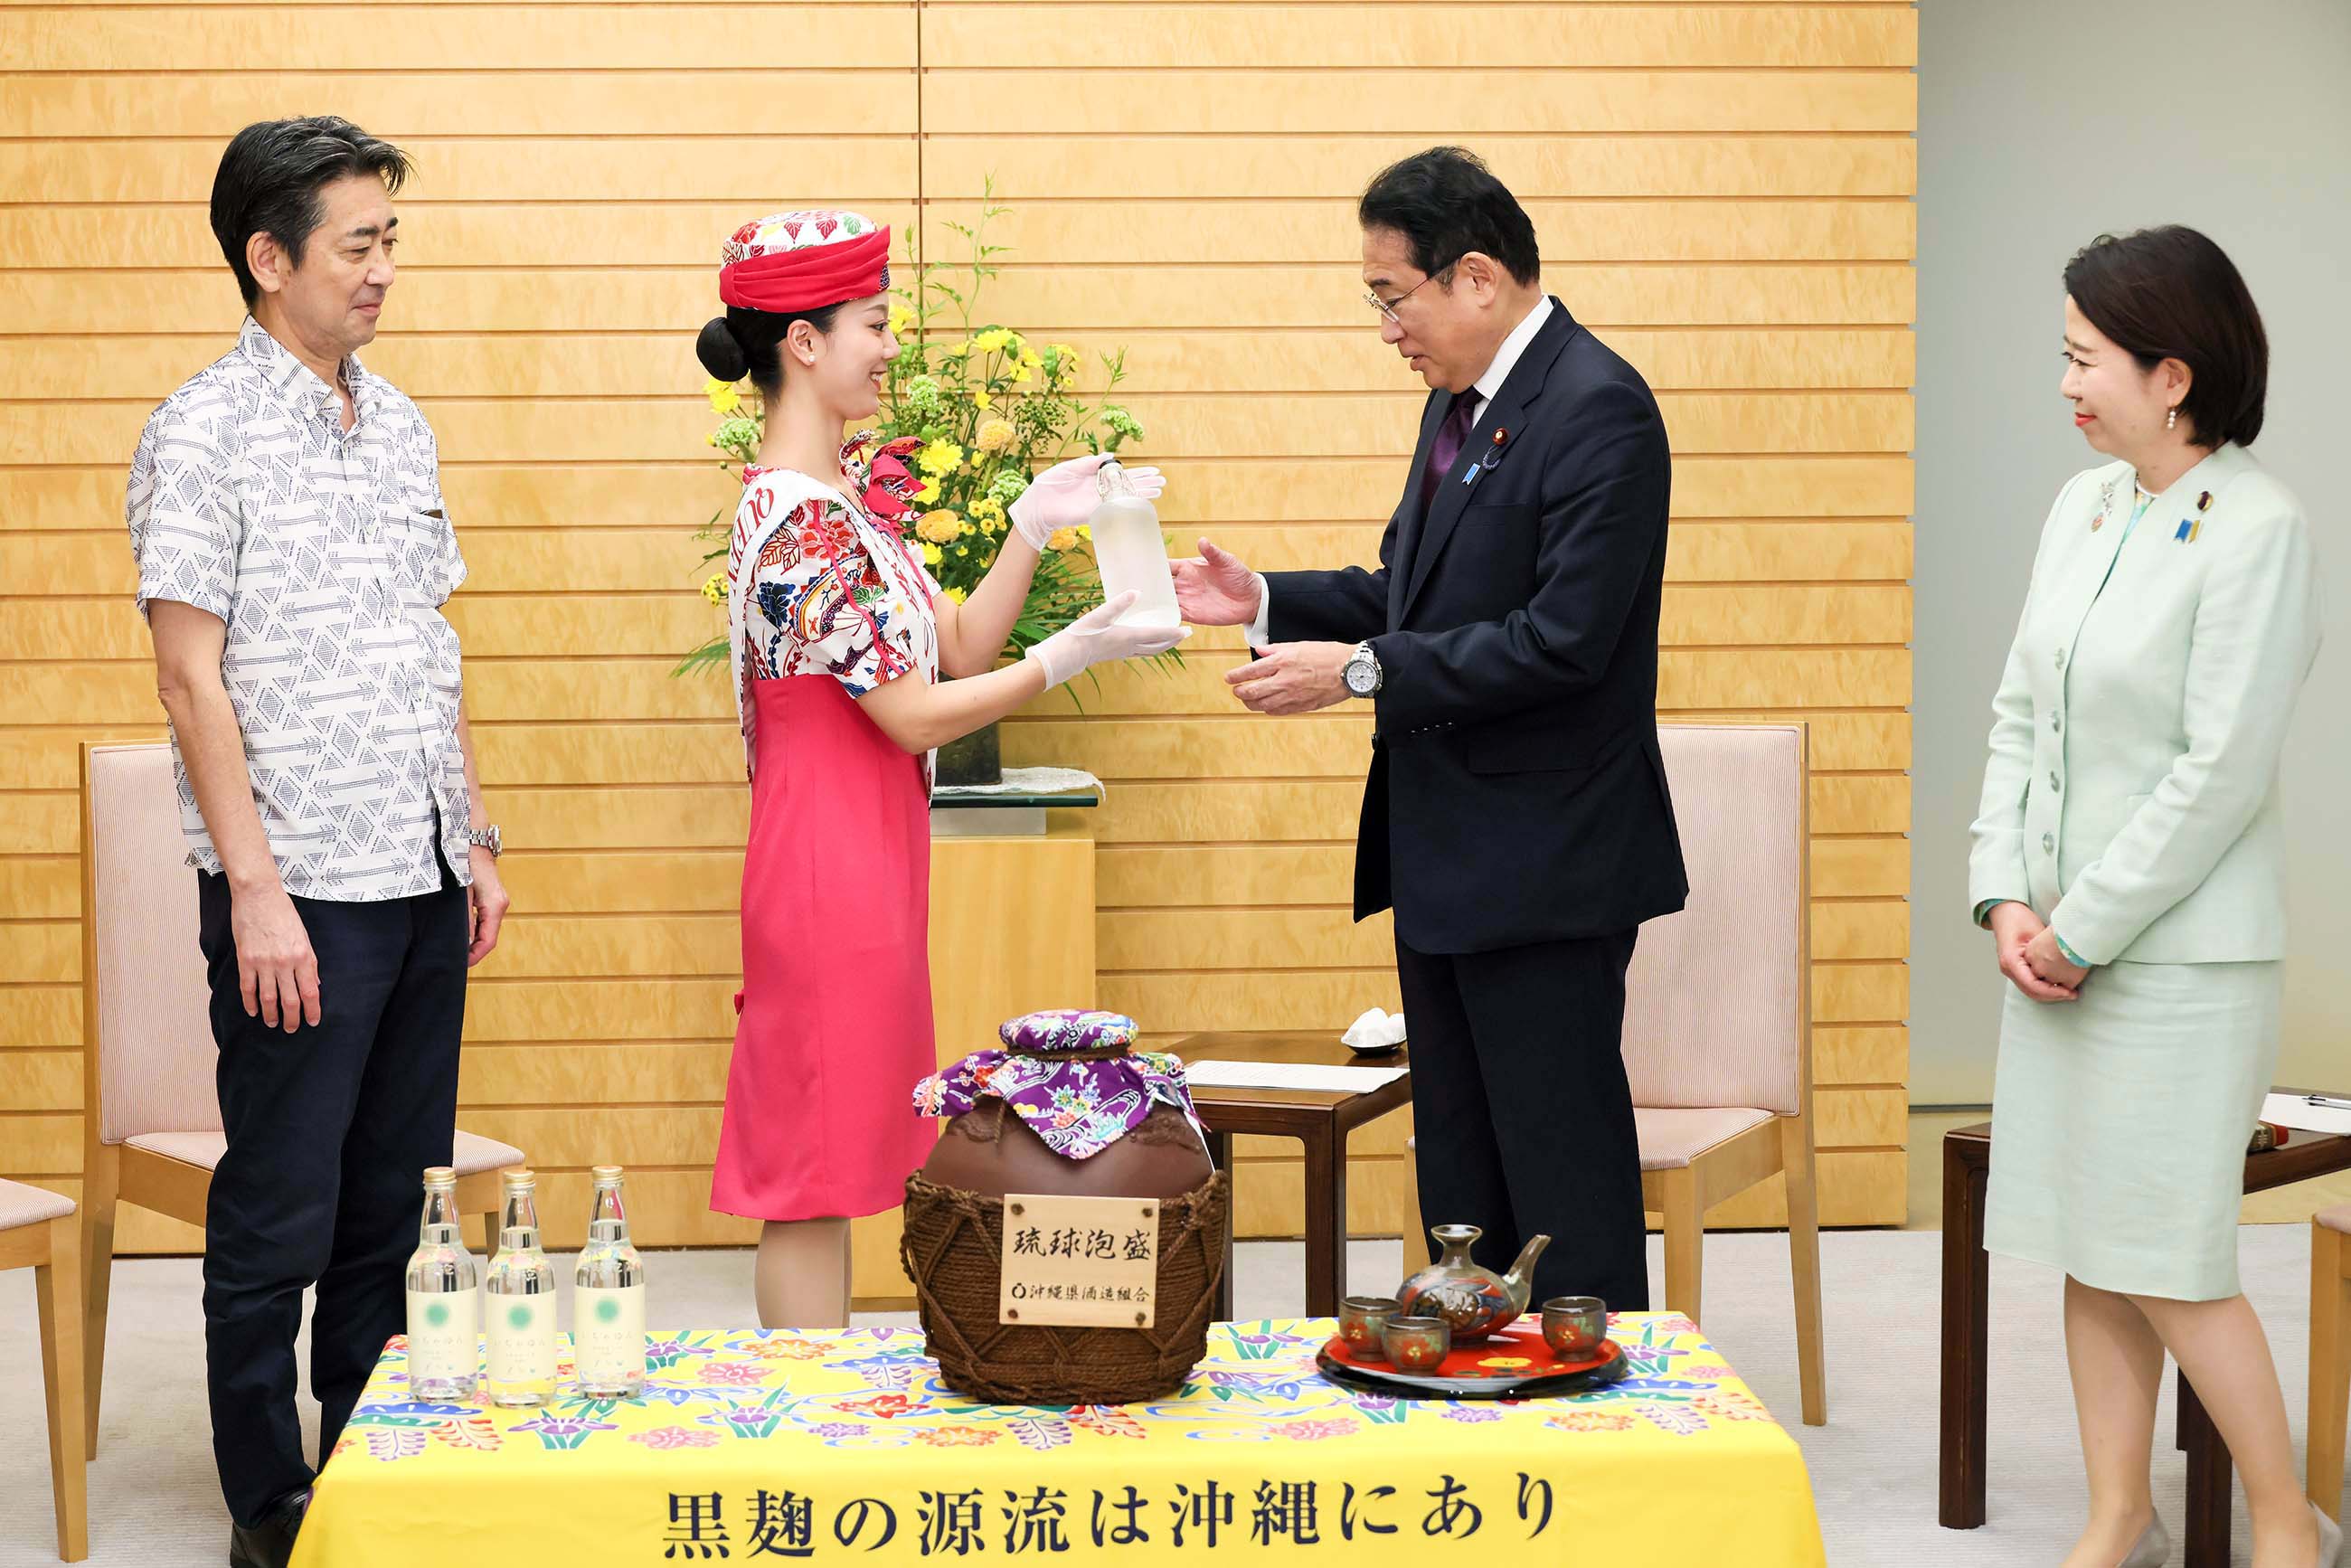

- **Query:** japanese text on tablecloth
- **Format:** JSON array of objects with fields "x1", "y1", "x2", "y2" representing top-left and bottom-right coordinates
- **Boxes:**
[{"x1": 653, "y1": 1474, "x2": 1557, "y2": 1557}]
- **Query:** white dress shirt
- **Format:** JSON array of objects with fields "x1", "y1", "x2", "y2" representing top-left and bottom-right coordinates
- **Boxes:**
[{"x1": 1246, "y1": 295, "x2": 1555, "y2": 647}]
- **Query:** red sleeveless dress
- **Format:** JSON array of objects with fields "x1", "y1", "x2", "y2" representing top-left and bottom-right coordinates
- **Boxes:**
[{"x1": 709, "y1": 443, "x2": 939, "y2": 1222}]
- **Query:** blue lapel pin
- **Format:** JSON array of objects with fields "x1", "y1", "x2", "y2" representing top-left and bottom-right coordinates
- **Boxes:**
[
  {"x1": 2183, "y1": 489, "x2": 2213, "y2": 543},
  {"x1": 1461, "y1": 428, "x2": 1508, "y2": 487}
]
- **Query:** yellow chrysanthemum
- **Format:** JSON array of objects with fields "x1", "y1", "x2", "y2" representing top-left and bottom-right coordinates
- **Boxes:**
[
  {"x1": 921, "y1": 542, "x2": 944, "y2": 566},
  {"x1": 705, "y1": 377, "x2": 741, "y2": 415},
  {"x1": 973, "y1": 326, "x2": 1015, "y2": 354},
  {"x1": 1010, "y1": 364, "x2": 1034, "y2": 385},
  {"x1": 973, "y1": 392, "x2": 994, "y2": 411},
  {"x1": 916, "y1": 439, "x2": 964, "y2": 477},
  {"x1": 914, "y1": 477, "x2": 941, "y2": 504},
  {"x1": 888, "y1": 303, "x2": 915, "y2": 335},
  {"x1": 915, "y1": 510, "x2": 969, "y2": 543},
  {"x1": 700, "y1": 571, "x2": 728, "y2": 605},
  {"x1": 1019, "y1": 345, "x2": 1043, "y2": 368},
  {"x1": 976, "y1": 418, "x2": 1017, "y2": 454},
  {"x1": 1046, "y1": 526, "x2": 1081, "y2": 553},
  {"x1": 945, "y1": 586, "x2": 968, "y2": 604}
]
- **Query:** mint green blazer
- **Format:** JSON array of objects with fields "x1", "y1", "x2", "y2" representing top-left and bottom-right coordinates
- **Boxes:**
[{"x1": 1969, "y1": 444, "x2": 2322, "y2": 966}]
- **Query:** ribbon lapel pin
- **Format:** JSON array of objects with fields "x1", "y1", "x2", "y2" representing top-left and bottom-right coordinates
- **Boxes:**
[
  {"x1": 2175, "y1": 489, "x2": 2214, "y2": 544},
  {"x1": 1461, "y1": 428, "x2": 1510, "y2": 487}
]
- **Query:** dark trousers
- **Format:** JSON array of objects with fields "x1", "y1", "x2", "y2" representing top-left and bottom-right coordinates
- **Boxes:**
[
  {"x1": 1394, "y1": 928, "x2": 1650, "y2": 1313},
  {"x1": 198, "y1": 864, "x2": 467, "y2": 1525}
]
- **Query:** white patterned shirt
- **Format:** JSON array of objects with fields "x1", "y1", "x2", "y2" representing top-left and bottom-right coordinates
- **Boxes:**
[{"x1": 127, "y1": 316, "x2": 474, "y2": 901}]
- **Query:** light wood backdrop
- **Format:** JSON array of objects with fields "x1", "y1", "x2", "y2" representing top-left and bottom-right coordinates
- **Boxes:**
[{"x1": 0, "y1": 2, "x2": 1915, "y2": 1251}]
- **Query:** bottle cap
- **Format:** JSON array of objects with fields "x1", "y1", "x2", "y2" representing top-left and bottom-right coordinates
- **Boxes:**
[
  {"x1": 421, "y1": 1166, "x2": 456, "y2": 1186},
  {"x1": 501, "y1": 1168, "x2": 535, "y2": 1188},
  {"x1": 590, "y1": 1164, "x2": 624, "y2": 1184},
  {"x1": 1095, "y1": 458, "x2": 1132, "y2": 500}
]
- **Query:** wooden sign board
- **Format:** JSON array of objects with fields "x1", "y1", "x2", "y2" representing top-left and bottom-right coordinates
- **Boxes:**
[{"x1": 998, "y1": 1193, "x2": 1160, "y2": 1328}]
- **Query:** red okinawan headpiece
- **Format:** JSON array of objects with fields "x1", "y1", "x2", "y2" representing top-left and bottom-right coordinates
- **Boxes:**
[{"x1": 717, "y1": 210, "x2": 892, "y2": 315}]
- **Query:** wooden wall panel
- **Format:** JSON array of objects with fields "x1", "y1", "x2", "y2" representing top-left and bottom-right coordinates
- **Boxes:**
[
  {"x1": 0, "y1": 1, "x2": 1913, "y2": 1255},
  {"x1": 923, "y1": 0, "x2": 1914, "y2": 1236},
  {"x1": 0, "y1": 4, "x2": 925, "y2": 1256}
]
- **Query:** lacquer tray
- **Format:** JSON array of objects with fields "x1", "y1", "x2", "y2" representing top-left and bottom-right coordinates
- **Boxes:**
[{"x1": 1314, "y1": 1318, "x2": 1629, "y2": 1399}]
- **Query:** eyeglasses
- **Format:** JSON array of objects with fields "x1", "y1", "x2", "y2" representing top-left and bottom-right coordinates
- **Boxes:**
[{"x1": 1364, "y1": 264, "x2": 1456, "y2": 325}]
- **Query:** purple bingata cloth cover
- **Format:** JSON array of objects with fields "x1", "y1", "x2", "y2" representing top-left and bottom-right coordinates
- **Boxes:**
[{"x1": 911, "y1": 1009, "x2": 1209, "y2": 1160}]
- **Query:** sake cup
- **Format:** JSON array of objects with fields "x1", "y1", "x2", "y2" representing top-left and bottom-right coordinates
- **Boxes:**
[
  {"x1": 1381, "y1": 1315, "x2": 1452, "y2": 1372},
  {"x1": 1337, "y1": 1296, "x2": 1402, "y2": 1361},
  {"x1": 1541, "y1": 1296, "x2": 1609, "y2": 1359}
]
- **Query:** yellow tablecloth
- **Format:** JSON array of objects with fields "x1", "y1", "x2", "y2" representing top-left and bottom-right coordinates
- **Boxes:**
[{"x1": 291, "y1": 1313, "x2": 1824, "y2": 1565}]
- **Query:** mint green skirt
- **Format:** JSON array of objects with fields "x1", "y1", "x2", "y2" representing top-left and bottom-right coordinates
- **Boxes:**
[{"x1": 1983, "y1": 959, "x2": 2280, "y2": 1301}]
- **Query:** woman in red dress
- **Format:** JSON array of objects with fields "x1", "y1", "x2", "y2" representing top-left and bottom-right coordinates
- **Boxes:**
[{"x1": 695, "y1": 211, "x2": 1185, "y2": 1327}]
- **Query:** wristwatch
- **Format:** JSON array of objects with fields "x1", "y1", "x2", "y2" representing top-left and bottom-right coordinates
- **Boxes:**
[
  {"x1": 1342, "y1": 641, "x2": 1383, "y2": 698},
  {"x1": 464, "y1": 825, "x2": 503, "y2": 859}
]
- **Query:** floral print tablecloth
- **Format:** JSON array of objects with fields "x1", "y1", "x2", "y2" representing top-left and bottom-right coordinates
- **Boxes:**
[{"x1": 292, "y1": 1313, "x2": 1825, "y2": 1566}]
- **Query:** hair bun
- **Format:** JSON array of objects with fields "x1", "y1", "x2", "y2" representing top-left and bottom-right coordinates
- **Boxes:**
[{"x1": 695, "y1": 316, "x2": 749, "y2": 383}]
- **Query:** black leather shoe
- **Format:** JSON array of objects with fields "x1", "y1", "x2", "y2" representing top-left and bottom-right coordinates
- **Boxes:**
[{"x1": 228, "y1": 1488, "x2": 311, "y2": 1568}]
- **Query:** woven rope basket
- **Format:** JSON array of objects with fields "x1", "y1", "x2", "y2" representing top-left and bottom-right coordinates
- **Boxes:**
[{"x1": 900, "y1": 1167, "x2": 1230, "y2": 1405}]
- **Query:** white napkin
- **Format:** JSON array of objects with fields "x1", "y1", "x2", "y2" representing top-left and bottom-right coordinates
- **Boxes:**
[{"x1": 1341, "y1": 1007, "x2": 1407, "y2": 1052}]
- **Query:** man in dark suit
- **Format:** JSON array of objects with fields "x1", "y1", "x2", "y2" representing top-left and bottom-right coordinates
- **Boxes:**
[{"x1": 1173, "y1": 147, "x2": 1685, "y2": 1312}]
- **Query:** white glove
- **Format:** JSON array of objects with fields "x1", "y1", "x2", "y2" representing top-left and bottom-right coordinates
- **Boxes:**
[
  {"x1": 1010, "y1": 453, "x2": 1165, "y2": 551},
  {"x1": 1025, "y1": 591, "x2": 1190, "y2": 689}
]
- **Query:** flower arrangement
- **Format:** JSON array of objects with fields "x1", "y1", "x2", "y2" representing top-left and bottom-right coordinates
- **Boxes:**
[{"x1": 677, "y1": 193, "x2": 1151, "y2": 676}]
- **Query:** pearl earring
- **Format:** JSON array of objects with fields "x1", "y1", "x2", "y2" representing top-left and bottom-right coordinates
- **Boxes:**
[{"x1": 2167, "y1": 406, "x2": 2178, "y2": 431}]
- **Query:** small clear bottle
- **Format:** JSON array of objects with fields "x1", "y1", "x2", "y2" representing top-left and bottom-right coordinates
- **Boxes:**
[
  {"x1": 483, "y1": 1168, "x2": 559, "y2": 1407},
  {"x1": 572, "y1": 1165, "x2": 647, "y2": 1398},
  {"x1": 402, "y1": 1166, "x2": 480, "y2": 1401},
  {"x1": 1088, "y1": 459, "x2": 1181, "y2": 628}
]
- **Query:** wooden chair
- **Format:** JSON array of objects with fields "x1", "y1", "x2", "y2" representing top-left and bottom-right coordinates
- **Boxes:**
[
  {"x1": 1625, "y1": 723, "x2": 1826, "y2": 1425},
  {"x1": 2, "y1": 1179, "x2": 87, "y2": 1561},
  {"x1": 2312, "y1": 1203, "x2": 2351, "y2": 1521},
  {"x1": 78, "y1": 741, "x2": 522, "y2": 1455}
]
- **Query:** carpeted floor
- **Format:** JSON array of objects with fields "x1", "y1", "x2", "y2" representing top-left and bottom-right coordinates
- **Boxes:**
[{"x1": 3, "y1": 1226, "x2": 2344, "y2": 1566}]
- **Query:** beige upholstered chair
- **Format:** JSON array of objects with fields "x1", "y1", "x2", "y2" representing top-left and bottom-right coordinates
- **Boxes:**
[
  {"x1": 1627, "y1": 723, "x2": 1825, "y2": 1425},
  {"x1": 2, "y1": 1179, "x2": 86, "y2": 1561},
  {"x1": 2312, "y1": 1204, "x2": 2350, "y2": 1520},
  {"x1": 78, "y1": 741, "x2": 522, "y2": 1454}
]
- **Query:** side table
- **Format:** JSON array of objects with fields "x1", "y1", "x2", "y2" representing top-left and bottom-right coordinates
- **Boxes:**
[
  {"x1": 1940, "y1": 1117, "x2": 2351, "y2": 1564},
  {"x1": 1170, "y1": 1031, "x2": 1413, "y2": 1318}
]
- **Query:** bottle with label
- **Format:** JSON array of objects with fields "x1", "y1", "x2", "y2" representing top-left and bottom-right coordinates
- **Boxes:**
[
  {"x1": 484, "y1": 1168, "x2": 558, "y2": 1407},
  {"x1": 572, "y1": 1164, "x2": 647, "y2": 1398},
  {"x1": 1088, "y1": 459, "x2": 1181, "y2": 628},
  {"x1": 402, "y1": 1166, "x2": 480, "y2": 1401}
]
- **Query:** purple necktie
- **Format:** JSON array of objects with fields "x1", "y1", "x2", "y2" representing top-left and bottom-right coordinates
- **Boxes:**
[{"x1": 1420, "y1": 393, "x2": 1478, "y2": 514}]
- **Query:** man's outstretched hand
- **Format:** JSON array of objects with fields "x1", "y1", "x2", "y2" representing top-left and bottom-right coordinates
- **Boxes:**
[
  {"x1": 1173, "y1": 538, "x2": 1262, "y2": 628},
  {"x1": 1227, "y1": 641, "x2": 1354, "y2": 715}
]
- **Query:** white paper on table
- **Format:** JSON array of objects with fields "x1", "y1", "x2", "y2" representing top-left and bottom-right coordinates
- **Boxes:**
[
  {"x1": 1181, "y1": 1060, "x2": 1407, "y2": 1093},
  {"x1": 2261, "y1": 1092, "x2": 2351, "y2": 1138}
]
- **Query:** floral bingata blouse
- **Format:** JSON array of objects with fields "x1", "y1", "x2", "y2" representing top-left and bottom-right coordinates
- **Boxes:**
[{"x1": 725, "y1": 434, "x2": 940, "y2": 767}]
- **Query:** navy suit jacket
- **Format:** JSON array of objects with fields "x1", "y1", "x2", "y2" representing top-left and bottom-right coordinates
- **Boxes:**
[{"x1": 1265, "y1": 300, "x2": 1688, "y2": 954}]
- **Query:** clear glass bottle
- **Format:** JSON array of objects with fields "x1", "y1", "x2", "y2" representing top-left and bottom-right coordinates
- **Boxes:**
[
  {"x1": 572, "y1": 1165, "x2": 646, "y2": 1398},
  {"x1": 402, "y1": 1166, "x2": 480, "y2": 1401},
  {"x1": 484, "y1": 1167, "x2": 558, "y2": 1407},
  {"x1": 1088, "y1": 459, "x2": 1181, "y2": 628}
]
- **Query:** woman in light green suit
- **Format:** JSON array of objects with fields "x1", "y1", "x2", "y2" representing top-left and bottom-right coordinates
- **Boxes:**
[{"x1": 1970, "y1": 226, "x2": 2334, "y2": 1568}]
